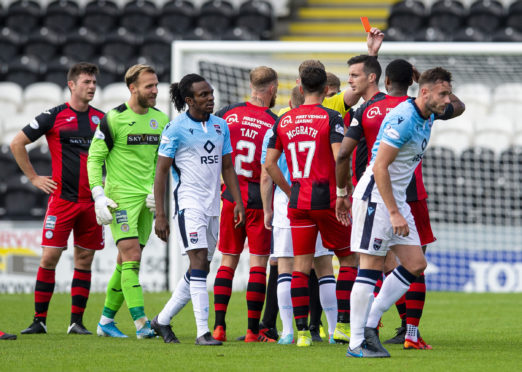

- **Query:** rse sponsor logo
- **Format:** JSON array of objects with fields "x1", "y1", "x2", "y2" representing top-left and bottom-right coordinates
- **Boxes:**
[
  {"x1": 201, "y1": 155, "x2": 219, "y2": 164},
  {"x1": 226, "y1": 114, "x2": 239, "y2": 124},
  {"x1": 366, "y1": 106, "x2": 382, "y2": 119},
  {"x1": 127, "y1": 134, "x2": 160, "y2": 145}
]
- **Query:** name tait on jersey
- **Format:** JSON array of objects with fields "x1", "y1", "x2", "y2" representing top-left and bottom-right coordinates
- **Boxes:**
[
  {"x1": 241, "y1": 128, "x2": 258, "y2": 139},
  {"x1": 286, "y1": 126, "x2": 318, "y2": 140}
]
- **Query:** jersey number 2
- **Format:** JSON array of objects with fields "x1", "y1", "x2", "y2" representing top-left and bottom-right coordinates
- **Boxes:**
[
  {"x1": 287, "y1": 141, "x2": 316, "y2": 178},
  {"x1": 235, "y1": 140, "x2": 256, "y2": 177}
]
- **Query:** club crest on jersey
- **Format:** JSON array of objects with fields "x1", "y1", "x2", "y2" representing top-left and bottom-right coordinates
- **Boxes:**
[
  {"x1": 45, "y1": 215, "x2": 57, "y2": 230},
  {"x1": 367, "y1": 106, "x2": 382, "y2": 119},
  {"x1": 190, "y1": 232, "x2": 198, "y2": 244},
  {"x1": 45, "y1": 230, "x2": 53, "y2": 239},
  {"x1": 226, "y1": 114, "x2": 239, "y2": 124},
  {"x1": 121, "y1": 223, "x2": 130, "y2": 232},
  {"x1": 214, "y1": 124, "x2": 222, "y2": 135},
  {"x1": 280, "y1": 115, "x2": 292, "y2": 128},
  {"x1": 335, "y1": 123, "x2": 344, "y2": 135},
  {"x1": 373, "y1": 238, "x2": 382, "y2": 250},
  {"x1": 30, "y1": 119, "x2": 39, "y2": 129},
  {"x1": 92, "y1": 115, "x2": 100, "y2": 125},
  {"x1": 150, "y1": 119, "x2": 158, "y2": 129}
]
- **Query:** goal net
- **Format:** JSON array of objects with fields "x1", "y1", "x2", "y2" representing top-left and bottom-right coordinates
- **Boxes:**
[{"x1": 170, "y1": 41, "x2": 522, "y2": 293}]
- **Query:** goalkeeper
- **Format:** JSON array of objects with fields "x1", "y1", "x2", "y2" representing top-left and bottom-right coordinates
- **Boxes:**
[{"x1": 87, "y1": 64, "x2": 169, "y2": 338}]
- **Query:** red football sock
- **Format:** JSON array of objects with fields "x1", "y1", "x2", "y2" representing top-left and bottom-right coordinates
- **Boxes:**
[
  {"x1": 246, "y1": 266, "x2": 267, "y2": 333},
  {"x1": 213, "y1": 265, "x2": 235, "y2": 329}
]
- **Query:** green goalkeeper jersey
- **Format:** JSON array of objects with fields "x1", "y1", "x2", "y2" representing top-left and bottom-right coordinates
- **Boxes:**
[{"x1": 87, "y1": 102, "x2": 169, "y2": 199}]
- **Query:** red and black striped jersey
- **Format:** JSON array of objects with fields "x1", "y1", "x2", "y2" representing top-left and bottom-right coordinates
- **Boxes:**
[
  {"x1": 268, "y1": 103, "x2": 344, "y2": 210},
  {"x1": 215, "y1": 102, "x2": 277, "y2": 209},
  {"x1": 22, "y1": 103, "x2": 104, "y2": 202}
]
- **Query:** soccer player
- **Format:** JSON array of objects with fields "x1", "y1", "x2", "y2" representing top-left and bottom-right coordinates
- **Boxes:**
[
  {"x1": 87, "y1": 64, "x2": 169, "y2": 339},
  {"x1": 336, "y1": 59, "x2": 465, "y2": 351},
  {"x1": 326, "y1": 72, "x2": 341, "y2": 98},
  {"x1": 152, "y1": 74, "x2": 245, "y2": 346},
  {"x1": 265, "y1": 66, "x2": 352, "y2": 347},
  {"x1": 211, "y1": 66, "x2": 279, "y2": 343},
  {"x1": 10, "y1": 62, "x2": 104, "y2": 335},
  {"x1": 345, "y1": 67, "x2": 454, "y2": 358},
  {"x1": 261, "y1": 125, "x2": 338, "y2": 345}
]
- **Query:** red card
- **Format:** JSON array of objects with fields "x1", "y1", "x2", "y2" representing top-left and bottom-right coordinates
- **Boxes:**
[{"x1": 361, "y1": 17, "x2": 371, "y2": 32}]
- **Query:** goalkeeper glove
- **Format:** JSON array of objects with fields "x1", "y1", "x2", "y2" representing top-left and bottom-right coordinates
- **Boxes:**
[
  {"x1": 145, "y1": 193, "x2": 155, "y2": 213},
  {"x1": 91, "y1": 186, "x2": 118, "y2": 225}
]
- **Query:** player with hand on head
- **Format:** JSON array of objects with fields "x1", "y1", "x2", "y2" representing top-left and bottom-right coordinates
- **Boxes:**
[
  {"x1": 265, "y1": 66, "x2": 352, "y2": 347},
  {"x1": 87, "y1": 64, "x2": 169, "y2": 339},
  {"x1": 211, "y1": 66, "x2": 279, "y2": 343},
  {"x1": 152, "y1": 73, "x2": 245, "y2": 346},
  {"x1": 346, "y1": 67, "x2": 455, "y2": 358},
  {"x1": 11, "y1": 62, "x2": 104, "y2": 335}
]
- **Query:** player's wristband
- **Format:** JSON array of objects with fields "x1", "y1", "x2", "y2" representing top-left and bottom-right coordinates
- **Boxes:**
[{"x1": 336, "y1": 187, "x2": 348, "y2": 198}]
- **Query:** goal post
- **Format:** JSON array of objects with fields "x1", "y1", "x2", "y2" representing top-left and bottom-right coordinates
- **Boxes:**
[{"x1": 169, "y1": 41, "x2": 522, "y2": 293}]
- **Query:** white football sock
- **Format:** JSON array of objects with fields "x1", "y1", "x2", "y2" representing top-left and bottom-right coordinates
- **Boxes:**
[
  {"x1": 318, "y1": 275, "x2": 337, "y2": 336},
  {"x1": 277, "y1": 273, "x2": 293, "y2": 338},
  {"x1": 158, "y1": 272, "x2": 191, "y2": 325},
  {"x1": 190, "y1": 270, "x2": 210, "y2": 338}
]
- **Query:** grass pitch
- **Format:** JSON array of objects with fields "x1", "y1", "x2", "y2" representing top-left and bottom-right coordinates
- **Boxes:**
[{"x1": 0, "y1": 291, "x2": 520, "y2": 371}]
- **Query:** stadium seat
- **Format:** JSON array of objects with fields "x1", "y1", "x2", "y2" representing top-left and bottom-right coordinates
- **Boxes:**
[
  {"x1": 459, "y1": 147, "x2": 497, "y2": 223},
  {"x1": 506, "y1": 0, "x2": 522, "y2": 32},
  {"x1": 221, "y1": 26, "x2": 259, "y2": 40},
  {"x1": 491, "y1": 83, "x2": 522, "y2": 118},
  {"x1": 388, "y1": 0, "x2": 426, "y2": 34},
  {"x1": 93, "y1": 55, "x2": 123, "y2": 87},
  {"x1": 0, "y1": 27, "x2": 24, "y2": 64},
  {"x1": 0, "y1": 82, "x2": 23, "y2": 116},
  {"x1": 5, "y1": 0, "x2": 41, "y2": 35},
  {"x1": 0, "y1": 143, "x2": 22, "y2": 183},
  {"x1": 140, "y1": 27, "x2": 177, "y2": 66},
  {"x1": 491, "y1": 26, "x2": 522, "y2": 41},
  {"x1": 429, "y1": 0, "x2": 466, "y2": 33},
  {"x1": 43, "y1": 0, "x2": 80, "y2": 34},
  {"x1": 183, "y1": 27, "x2": 215, "y2": 40},
  {"x1": 120, "y1": 0, "x2": 158, "y2": 34},
  {"x1": 236, "y1": 0, "x2": 274, "y2": 39},
  {"x1": 467, "y1": 0, "x2": 505, "y2": 34},
  {"x1": 62, "y1": 27, "x2": 101, "y2": 62},
  {"x1": 45, "y1": 56, "x2": 75, "y2": 87},
  {"x1": 197, "y1": 0, "x2": 235, "y2": 36},
  {"x1": 125, "y1": 55, "x2": 167, "y2": 83},
  {"x1": 383, "y1": 27, "x2": 413, "y2": 41},
  {"x1": 83, "y1": 0, "x2": 120, "y2": 36},
  {"x1": 28, "y1": 145, "x2": 52, "y2": 176},
  {"x1": 452, "y1": 26, "x2": 487, "y2": 41},
  {"x1": 159, "y1": 0, "x2": 197, "y2": 35},
  {"x1": 101, "y1": 82, "x2": 129, "y2": 112},
  {"x1": 5, "y1": 55, "x2": 42, "y2": 88},
  {"x1": 23, "y1": 82, "x2": 63, "y2": 118},
  {"x1": 414, "y1": 27, "x2": 448, "y2": 41},
  {"x1": 3, "y1": 174, "x2": 41, "y2": 220},
  {"x1": 5, "y1": 113, "x2": 36, "y2": 135},
  {"x1": 100, "y1": 28, "x2": 141, "y2": 64},
  {"x1": 422, "y1": 145, "x2": 459, "y2": 222},
  {"x1": 23, "y1": 27, "x2": 62, "y2": 63}
]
